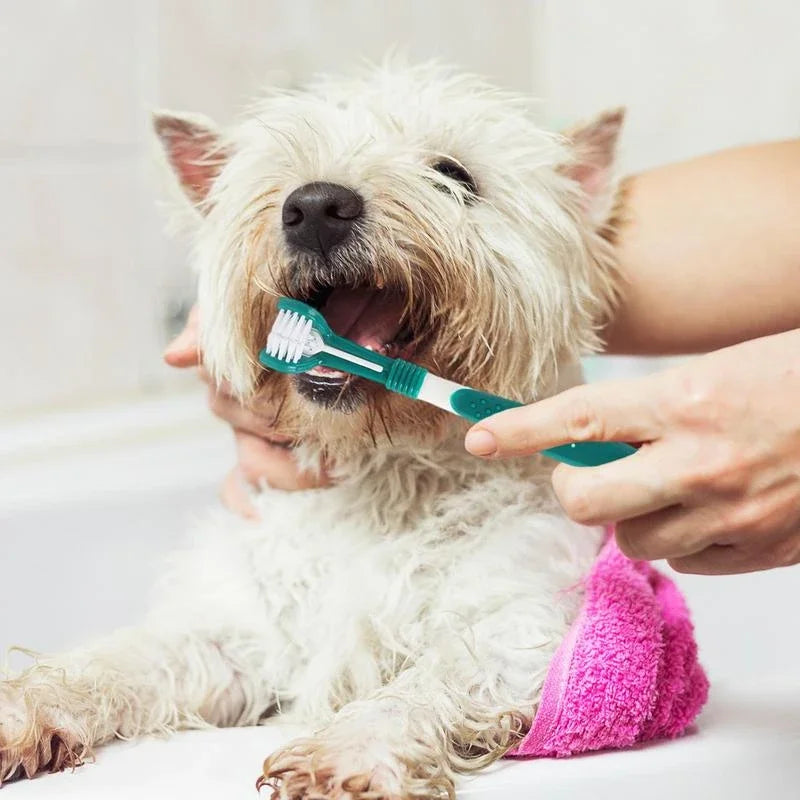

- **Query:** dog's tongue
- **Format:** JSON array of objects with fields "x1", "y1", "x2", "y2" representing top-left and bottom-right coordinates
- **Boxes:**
[
  {"x1": 320, "y1": 287, "x2": 405, "y2": 351},
  {"x1": 307, "y1": 288, "x2": 405, "y2": 378}
]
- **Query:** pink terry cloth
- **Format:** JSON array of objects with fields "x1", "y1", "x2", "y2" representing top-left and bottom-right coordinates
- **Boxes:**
[{"x1": 509, "y1": 532, "x2": 709, "y2": 758}]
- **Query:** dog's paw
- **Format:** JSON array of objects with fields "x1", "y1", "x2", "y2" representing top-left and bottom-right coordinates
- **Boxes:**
[
  {"x1": 257, "y1": 731, "x2": 453, "y2": 800},
  {"x1": 0, "y1": 682, "x2": 91, "y2": 785},
  {"x1": 257, "y1": 734, "x2": 406, "y2": 800}
]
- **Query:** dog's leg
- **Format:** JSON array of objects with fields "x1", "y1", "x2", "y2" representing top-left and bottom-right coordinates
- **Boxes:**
[
  {"x1": 259, "y1": 598, "x2": 562, "y2": 800},
  {"x1": 0, "y1": 626, "x2": 274, "y2": 783}
]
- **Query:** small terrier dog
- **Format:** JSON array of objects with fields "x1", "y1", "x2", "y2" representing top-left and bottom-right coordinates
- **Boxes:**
[{"x1": 0, "y1": 63, "x2": 625, "y2": 798}]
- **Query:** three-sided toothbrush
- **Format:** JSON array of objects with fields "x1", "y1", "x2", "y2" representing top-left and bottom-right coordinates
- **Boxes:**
[{"x1": 259, "y1": 297, "x2": 636, "y2": 467}]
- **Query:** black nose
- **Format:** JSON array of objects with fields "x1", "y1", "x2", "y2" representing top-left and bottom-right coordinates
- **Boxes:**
[{"x1": 282, "y1": 182, "x2": 364, "y2": 255}]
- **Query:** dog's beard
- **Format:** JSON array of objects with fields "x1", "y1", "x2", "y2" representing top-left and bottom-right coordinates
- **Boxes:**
[{"x1": 235, "y1": 230, "x2": 467, "y2": 455}]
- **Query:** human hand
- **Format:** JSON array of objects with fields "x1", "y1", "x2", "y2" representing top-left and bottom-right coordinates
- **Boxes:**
[
  {"x1": 164, "y1": 306, "x2": 326, "y2": 518},
  {"x1": 464, "y1": 330, "x2": 800, "y2": 575}
]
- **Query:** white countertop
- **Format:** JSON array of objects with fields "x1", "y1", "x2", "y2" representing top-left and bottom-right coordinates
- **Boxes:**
[
  {"x1": 3, "y1": 395, "x2": 799, "y2": 798},
  {"x1": 5, "y1": 677, "x2": 799, "y2": 799}
]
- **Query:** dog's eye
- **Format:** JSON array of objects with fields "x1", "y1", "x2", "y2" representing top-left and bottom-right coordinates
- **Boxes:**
[{"x1": 430, "y1": 158, "x2": 478, "y2": 201}]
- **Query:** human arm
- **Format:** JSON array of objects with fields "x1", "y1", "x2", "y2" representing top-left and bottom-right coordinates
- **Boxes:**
[{"x1": 606, "y1": 140, "x2": 800, "y2": 354}]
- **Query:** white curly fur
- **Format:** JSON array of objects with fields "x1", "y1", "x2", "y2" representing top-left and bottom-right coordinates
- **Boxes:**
[{"x1": 0, "y1": 62, "x2": 624, "y2": 798}]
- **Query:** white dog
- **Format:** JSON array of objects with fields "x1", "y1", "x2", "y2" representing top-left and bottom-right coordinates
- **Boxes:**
[{"x1": 0, "y1": 62, "x2": 625, "y2": 799}]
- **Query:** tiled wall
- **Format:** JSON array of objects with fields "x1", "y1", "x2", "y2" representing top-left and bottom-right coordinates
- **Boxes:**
[
  {"x1": 535, "y1": 1, "x2": 800, "y2": 172},
  {"x1": 0, "y1": 0, "x2": 535, "y2": 417},
  {"x1": 2, "y1": 1, "x2": 799, "y2": 417}
]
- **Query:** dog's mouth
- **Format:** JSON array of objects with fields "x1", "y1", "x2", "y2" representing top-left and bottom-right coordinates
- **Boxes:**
[
  {"x1": 290, "y1": 282, "x2": 419, "y2": 411},
  {"x1": 309, "y1": 285, "x2": 415, "y2": 371}
]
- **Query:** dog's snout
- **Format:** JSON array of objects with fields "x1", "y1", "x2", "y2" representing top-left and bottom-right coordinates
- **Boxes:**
[{"x1": 282, "y1": 182, "x2": 363, "y2": 255}]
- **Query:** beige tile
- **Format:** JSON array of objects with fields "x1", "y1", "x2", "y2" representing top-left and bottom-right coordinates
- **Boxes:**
[
  {"x1": 0, "y1": 157, "x2": 192, "y2": 414},
  {"x1": 156, "y1": 0, "x2": 534, "y2": 123},
  {"x1": 0, "y1": 0, "x2": 152, "y2": 148},
  {"x1": 536, "y1": 0, "x2": 800, "y2": 170},
  {"x1": 156, "y1": 0, "x2": 293, "y2": 123},
  {"x1": 378, "y1": 0, "x2": 534, "y2": 92}
]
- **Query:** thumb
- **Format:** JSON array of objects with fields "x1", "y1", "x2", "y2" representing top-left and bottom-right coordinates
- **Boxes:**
[
  {"x1": 163, "y1": 305, "x2": 201, "y2": 368},
  {"x1": 464, "y1": 377, "x2": 662, "y2": 458}
]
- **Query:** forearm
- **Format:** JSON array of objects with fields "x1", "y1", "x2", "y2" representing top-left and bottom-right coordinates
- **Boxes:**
[{"x1": 605, "y1": 140, "x2": 800, "y2": 355}]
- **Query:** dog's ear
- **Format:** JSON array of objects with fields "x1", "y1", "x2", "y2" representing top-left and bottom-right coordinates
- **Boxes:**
[
  {"x1": 153, "y1": 111, "x2": 229, "y2": 212},
  {"x1": 560, "y1": 108, "x2": 625, "y2": 224}
]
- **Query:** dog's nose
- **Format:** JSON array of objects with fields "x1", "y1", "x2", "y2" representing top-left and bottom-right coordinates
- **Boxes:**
[{"x1": 282, "y1": 182, "x2": 363, "y2": 255}]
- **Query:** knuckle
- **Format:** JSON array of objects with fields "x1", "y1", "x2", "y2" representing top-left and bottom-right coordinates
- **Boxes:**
[
  {"x1": 712, "y1": 462, "x2": 749, "y2": 495},
  {"x1": 679, "y1": 446, "x2": 748, "y2": 495},
  {"x1": 563, "y1": 493, "x2": 596, "y2": 525},
  {"x1": 667, "y1": 557, "x2": 694, "y2": 575},
  {"x1": 677, "y1": 471, "x2": 705, "y2": 496},
  {"x1": 554, "y1": 472, "x2": 597, "y2": 525},
  {"x1": 740, "y1": 500, "x2": 773, "y2": 534},
  {"x1": 669, "y1": 374, "x2": 719, "y2": 426},
  {"x1": 237, "y1": 447, "x2": 267, "y2": 487},
  {"x1": 716, "y1": 499, "x2": 769, "y2": 537},
  {"x1": 564, "y1": 395, "x2": 605, "y2": 443},
  {"x1": 678, "y1": 463, "x2": 716, "y2": 494},
  {"x1": 614, "y1": 526, "x2": 638, "y2": 558},
  {"x1": 615, "y1": 522, "x2": 649, "y2": 560},
  {"x1": 764, "y1": 536, "x2": 800, "y2": 570}
]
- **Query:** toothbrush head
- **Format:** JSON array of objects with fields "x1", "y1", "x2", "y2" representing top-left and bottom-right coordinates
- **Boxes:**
[
  {"x1": 260, "y1": 298, "x2": 330, "y2": 374},
  {"x1": 259, "y1": 297, "x2": 396, "y2": 380}
]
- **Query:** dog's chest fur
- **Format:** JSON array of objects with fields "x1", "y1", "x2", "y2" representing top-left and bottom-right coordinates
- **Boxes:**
[{"x1": 154, "y1": 445, "x2": 602, "y2": 724}]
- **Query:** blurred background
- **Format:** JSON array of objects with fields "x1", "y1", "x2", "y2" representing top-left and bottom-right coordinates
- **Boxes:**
[
  {"x1": 2, "y1": 1, "x2": 799, "y2": 680},
  {"x1": 3, "y1": 0, "x2": 800, "y2": 419}
]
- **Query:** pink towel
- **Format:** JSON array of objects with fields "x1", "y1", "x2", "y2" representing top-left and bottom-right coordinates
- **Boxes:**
[{"x1": 509, "y1": 534, "x2": 709, "y2": 758}]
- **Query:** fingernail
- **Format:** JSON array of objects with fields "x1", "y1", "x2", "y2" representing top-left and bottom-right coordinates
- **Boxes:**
[{"x1": 465, "y1": 428, "x2": 497, "y2": 456}]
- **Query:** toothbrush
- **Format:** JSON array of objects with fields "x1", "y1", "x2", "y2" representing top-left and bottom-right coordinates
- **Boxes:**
[{"x1": 259, "y1": 297, "x2": 636, "y2": 467}]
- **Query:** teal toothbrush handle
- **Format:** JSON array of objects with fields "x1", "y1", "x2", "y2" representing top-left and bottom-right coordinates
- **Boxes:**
[{"x1": 450, "y1": 388, "x2": 636, "y2": 467}]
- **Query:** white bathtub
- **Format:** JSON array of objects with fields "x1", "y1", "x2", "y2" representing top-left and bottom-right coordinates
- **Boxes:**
[{"x1": 2, "y1": 395, "x2": 799, "y2": 798}]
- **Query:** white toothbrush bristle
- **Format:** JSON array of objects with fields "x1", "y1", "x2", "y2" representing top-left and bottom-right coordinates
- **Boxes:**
[{"x1": 265, "y1": 309, "x2": 321, "y2": 363}]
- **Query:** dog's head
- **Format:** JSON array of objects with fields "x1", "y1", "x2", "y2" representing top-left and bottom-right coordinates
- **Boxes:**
[{"x1": 155, "y1": 62, "x2": 623, "y2": 457}]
